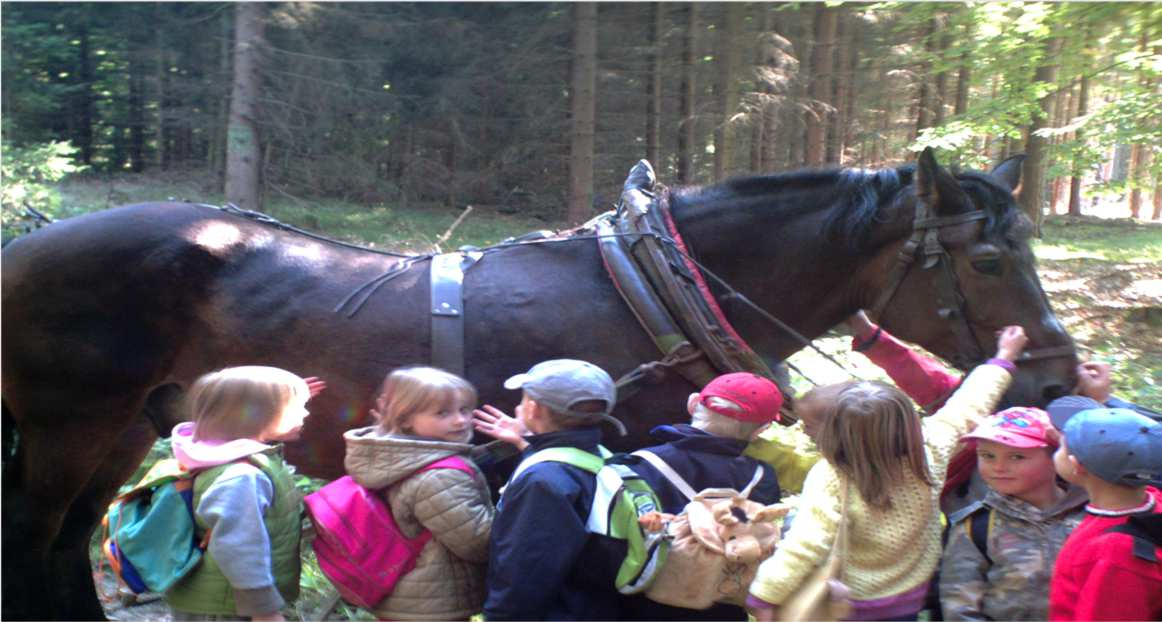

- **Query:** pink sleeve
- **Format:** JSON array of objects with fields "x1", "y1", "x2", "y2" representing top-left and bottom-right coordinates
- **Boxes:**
[{"x1": 852, "y1": 326, "x2": 961, "y2": 409}]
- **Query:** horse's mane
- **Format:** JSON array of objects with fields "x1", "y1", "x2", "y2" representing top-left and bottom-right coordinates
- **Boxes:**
[{"x1": 671, "y1": 164, "x2": 1028, "y2": 254}]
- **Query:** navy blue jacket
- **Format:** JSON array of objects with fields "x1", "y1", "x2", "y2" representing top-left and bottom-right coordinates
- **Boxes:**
[
  {"x1": 484, "y1": 427, "x2": 622, "y2": 621},
  {"x1": 621, "y1": 424, "x2": 782, "y2": 622},
  {"x1": 629, "y1": 424, "x2": 781, "y2": 512}
]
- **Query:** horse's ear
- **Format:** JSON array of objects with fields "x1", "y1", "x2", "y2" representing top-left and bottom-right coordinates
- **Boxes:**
[
  {"x1": 990, "y1": 154, "x2": 1026, "y2": 195},
  {"x1": 915, "y1": 147, "x2": 970, "y2": 215}
]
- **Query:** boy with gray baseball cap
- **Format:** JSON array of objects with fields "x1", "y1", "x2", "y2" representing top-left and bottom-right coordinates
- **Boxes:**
[
  {"x1": 1048, "y1": 407, "x2": 1162, "y2": 620},
  {"x1": 478, "y1": 359, "x2": 628, "y2": 620},
  {"x1": 501, "y1": 359, "x2": 626, "y2": 436}
]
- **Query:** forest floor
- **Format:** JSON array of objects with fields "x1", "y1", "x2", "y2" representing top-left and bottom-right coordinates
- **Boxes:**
[{"x1": 48, "y1": 171, "x2": 1157, "y2": 620}]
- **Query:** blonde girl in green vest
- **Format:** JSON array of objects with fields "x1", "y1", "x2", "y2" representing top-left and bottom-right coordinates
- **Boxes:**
[{"x1": 166, "y1": 366, "x2": 314, "y2": 621}]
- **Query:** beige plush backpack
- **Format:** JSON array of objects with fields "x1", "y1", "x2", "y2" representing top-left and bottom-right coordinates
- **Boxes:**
[{"x1": 634, "y1": 451, "x2": 791, "y2": 610}]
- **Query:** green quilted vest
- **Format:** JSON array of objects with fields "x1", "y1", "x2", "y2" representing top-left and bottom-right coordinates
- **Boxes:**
[{"x1": 165, "y1": 450, "x2": 302, "y2": 615}]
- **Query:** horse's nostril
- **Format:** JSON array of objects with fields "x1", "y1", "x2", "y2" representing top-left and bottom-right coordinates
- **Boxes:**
[{"x1": 1042, "y1": 384, "x2": 1068, "y2": 402}]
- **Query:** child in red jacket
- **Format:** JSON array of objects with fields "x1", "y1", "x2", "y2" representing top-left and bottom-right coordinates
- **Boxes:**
[{"x1": 1048, "y1": 407, "x2": 1162, "y2": 621}]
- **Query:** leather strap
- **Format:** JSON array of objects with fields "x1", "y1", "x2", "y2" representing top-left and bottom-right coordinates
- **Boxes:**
[
  {"x1": 429, "y1": 251, "x2": 480, "y2": 375},
  {"x1": 632, "y1": 450, "x2": 699, "y2": 501}
]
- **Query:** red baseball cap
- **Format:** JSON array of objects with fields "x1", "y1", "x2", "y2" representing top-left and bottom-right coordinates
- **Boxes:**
[
  {"x1": 699, "y1": 373, "x2": 783, "y2": 424},
  {"x1": 962, "y1": 407, "x2": 1057, "y2": 449}
]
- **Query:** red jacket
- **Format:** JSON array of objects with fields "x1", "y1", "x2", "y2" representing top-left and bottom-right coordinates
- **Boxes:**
[
  {"x1": 851, "y1": 327, "x2": 960, "y2": 408},
  {"x1": 1048, "y1": 487, "x2": 1162, "y2": 621},
  {"x1": 852, "y1": 326, "x2": 976, "y2": 494}
]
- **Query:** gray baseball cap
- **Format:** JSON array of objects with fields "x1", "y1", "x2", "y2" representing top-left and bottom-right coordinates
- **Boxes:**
[
  {"x1": 504, "y1": 359, "x2": 626, "y2": 436},
  {"x1": 1062, "y1": 408, "x2": 1162, "y2": 488}
]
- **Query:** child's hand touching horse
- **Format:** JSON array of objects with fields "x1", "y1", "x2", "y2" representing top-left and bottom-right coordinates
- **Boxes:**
[
  {"x1": 473, "y1": 405, "x2": 530, "y2": 450},
  {"x1": 995, "y1": 325, "x2": 1028, "y2": 362}
]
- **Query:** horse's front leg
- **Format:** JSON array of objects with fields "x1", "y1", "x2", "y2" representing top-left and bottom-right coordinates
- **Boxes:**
[
  {"x1": 2, "y1": 400, "x2": 151, "y2": 621},
  {"x1": 58, "y1": 416, "x2": 159, "y2": 620}
]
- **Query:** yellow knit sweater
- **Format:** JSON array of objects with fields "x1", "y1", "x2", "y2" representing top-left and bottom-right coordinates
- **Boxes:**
[{"x1": 749, "y1": 363, "x2": 1012, "y2": 605}]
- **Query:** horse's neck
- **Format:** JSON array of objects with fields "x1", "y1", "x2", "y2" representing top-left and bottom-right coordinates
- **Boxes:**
[{"x1": 670, "y1": 188, "x2": 915, "y2": 360}]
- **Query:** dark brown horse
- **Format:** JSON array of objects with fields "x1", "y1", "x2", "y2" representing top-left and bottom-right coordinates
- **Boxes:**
[{"x1": 2, "y1": 150, "x2": 1074, "y2": 619}]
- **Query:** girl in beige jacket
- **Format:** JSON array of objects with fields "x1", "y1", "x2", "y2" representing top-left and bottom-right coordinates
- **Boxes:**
[{"x1": 343, "y1": 367, "x2": 495, "y2": 621}]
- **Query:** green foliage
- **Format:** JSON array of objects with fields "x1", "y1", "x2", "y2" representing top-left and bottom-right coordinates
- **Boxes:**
[{"x1": 1, "y1": 140, "x2": 84, "y2": 239}]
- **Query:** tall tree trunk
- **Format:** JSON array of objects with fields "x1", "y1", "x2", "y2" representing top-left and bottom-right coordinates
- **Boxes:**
[
  {"x1": 677, "y1": 4, "x2": 698, "y2": 183},
  {"x1": 804, "y1": 5, "x2": 836, "y2": 166},
  {"x1": 750, "y1": 7, "x2": 769, "y2": 172},
  {"x1": 1128, "y1": 29, "x2": 1152, "y2": 219},
  {"x1": 759, "y1": 9, "x2": 791, "y2": 171},
  {"x1": 74, "y1": 23, "x2": 94, "y2": 165},
  {"x1": 209, "y1": 9, "x2": 232, "y2": 184},
  {"x1": 1152, "y1": 181, "x2": 1162, "y2": 220},
  {"x1": 567, "y1": 2, "x2": 597, "y2": 224},
  {"x1": 156, "y1": 3, "x2": 172, "y2": 171},
  {"x1": 1019, "y1": 36, "x2": 1063, "y2": 235},
  {"x1": 829, "y1": 10, "x2": 856, "y2": 165},
  {"x1": 1049, "y1": 84, "x2": 1072, "y2": 215},
  {"x1": 1068, "y1": 73, "x2": 1090, "y2": 216},
  {"x1": 646, "y1": 2, "x2": 664, "y2": 168},
  {"x1": 932, "y1": 18, "x2": 950, "y2": 127},
  {"x1": 128, "y1": 23, "x2": 147, "y2": 173},
  {"x1": 983, "y1": 76, "x2": 1000, "y2": 159},
  {"x1": 913, "y1": 18, "x2": 936, "y2": 141},
  {"x1": 714, "y1": 3, "x2": 742, "y2": 181},
  {"x1": 953, "y1": 49, "x2": 971, "y2": 116},
  {"x1": 225, "y1": 2, "x2": 266, "y2": 210}
]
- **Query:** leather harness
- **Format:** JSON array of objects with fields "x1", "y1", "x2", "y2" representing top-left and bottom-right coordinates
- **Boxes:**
[
  {"x1": 595, "y1": 160, "x2": 790, "y2": 407},
  {"x1": 868, "y1": 193, "x2": 1074, "y2": 370},
  {"x1": 420, "y1": 159, "x2": 1074, "y2": 407}
]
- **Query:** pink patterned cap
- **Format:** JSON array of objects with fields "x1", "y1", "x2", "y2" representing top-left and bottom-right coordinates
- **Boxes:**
[{"x1": 962, "y1": 407, "x2": 1057, "y2": 449}]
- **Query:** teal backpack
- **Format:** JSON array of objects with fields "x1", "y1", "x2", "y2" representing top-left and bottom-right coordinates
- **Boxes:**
[
  {"x1": 101, "y1": 458, "x2": 233, "y2": 594},
  {"x1": 507, "y1": 446, "x2": 669, "y2": 594}
]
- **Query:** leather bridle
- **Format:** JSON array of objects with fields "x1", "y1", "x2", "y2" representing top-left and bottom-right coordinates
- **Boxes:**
[{"x1": 869, "y1": 199, "x2": 1075, "y2": 371}]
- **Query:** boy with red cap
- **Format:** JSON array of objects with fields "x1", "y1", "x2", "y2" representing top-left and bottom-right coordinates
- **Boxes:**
[
  {"x1": 620, "y1": 372, "x2": 784, "y2": 621},
  {"x1": 939, "y1": 407, "x2": 1087, "y2": 621}
]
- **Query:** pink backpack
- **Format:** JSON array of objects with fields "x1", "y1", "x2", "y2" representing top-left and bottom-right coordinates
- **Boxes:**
[{"x1": 304, "y1": 455, "x2": 475, "y2": 609}]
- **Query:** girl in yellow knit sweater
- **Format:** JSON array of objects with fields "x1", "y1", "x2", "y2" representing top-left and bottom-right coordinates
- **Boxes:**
[{"x1": 748, "y1": 326, "x2": 1028, "y2": 621}]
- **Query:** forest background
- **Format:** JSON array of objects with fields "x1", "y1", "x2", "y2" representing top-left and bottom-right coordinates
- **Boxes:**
[
  {"x1": 3, "y1": 1, "x2": 1158, "y2": 402},
  {"x1": 2, "y1": 3, "x2": 1159, "y2": 618},
  {"x1": 1, "y1": 1, "x2": 1158, "y2": 401}
]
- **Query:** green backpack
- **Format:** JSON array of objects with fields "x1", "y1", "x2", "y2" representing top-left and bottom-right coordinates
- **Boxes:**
[
  {"x1": 101, "y1": 458, "x2": 207, "y2": 594},
  {"x1": 507, "y1": 446, "x2": 669, "y2": 594}
]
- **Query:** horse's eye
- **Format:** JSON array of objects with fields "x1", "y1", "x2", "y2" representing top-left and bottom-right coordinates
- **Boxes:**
[{"x1": 971, "y1": 258, "x2": 1002, "y2": 275}]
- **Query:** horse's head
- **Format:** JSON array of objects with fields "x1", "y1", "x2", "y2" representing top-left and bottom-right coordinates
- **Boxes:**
[{"x1": 865, "y1": 148, "x2": 1076, "y2": 407}]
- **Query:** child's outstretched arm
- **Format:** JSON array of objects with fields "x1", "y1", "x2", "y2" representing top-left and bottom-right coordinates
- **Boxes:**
[
  {"x1": 473, "y1": 405, "x2": 530, "y2": 450},
  {"x1": 922, "y1": 326, "x2": 1027, "y2": 481},
  {"x1": 847, "y1": 311, "x2": 960, "y2": 409}
]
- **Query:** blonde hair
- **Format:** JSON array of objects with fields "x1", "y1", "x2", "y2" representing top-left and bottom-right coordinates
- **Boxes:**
[
  {"x1": 186, "y1": 366, "x2": 309, "y2": 442},
  {"x1": 815, "y1": 381, "x2": 933, "y2": 510},
  {"x1": 690, "y1": 398, "x2": 765, "y2": 440},
  {"x1": 375, "y1": 367, "x2": 477, "y2": 434}
]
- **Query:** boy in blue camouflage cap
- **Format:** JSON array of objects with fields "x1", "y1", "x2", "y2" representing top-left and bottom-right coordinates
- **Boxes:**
[{"x1": 1048, "y1": 407, "x2": 1162, "y2": 621}]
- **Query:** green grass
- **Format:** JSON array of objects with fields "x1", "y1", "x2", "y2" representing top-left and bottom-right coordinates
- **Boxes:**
[
  {"x1": 55, "y1": 171, "x2": 555, "y2": 253},
  {"x1": 1035, "y1": 216, "x2": 1162, "y2": 264}
]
